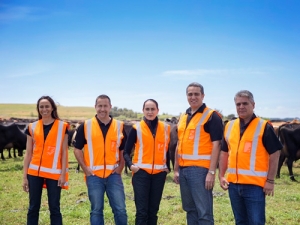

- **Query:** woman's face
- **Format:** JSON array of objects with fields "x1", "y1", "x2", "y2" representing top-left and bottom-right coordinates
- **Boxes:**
[
  {"x1": 38, "y1": 99, "x2": 53, "y2": 119},
  {"x1": 143, "y1": 100, "x2": 159, "y2": 120}
]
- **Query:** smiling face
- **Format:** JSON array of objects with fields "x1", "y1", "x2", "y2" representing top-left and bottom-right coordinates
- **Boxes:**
[
  {"x1": 186, "y1": 86, "x2": 205, "y2": 112},
  {"x1": 38, "y1": 99, "x2": 54, "y2": 119},
  {"x1": 235, "y1": 96, "x2": 255, "y2": 123},
  {"x1": 143, "y1": 100, "x2": 159, "y2": 121},
  {"x1": 95, "y1": 97, "x2": 112, "y2": 121}
]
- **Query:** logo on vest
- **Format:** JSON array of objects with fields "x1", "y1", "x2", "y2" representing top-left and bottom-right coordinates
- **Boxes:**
[
  {"x1": 47, "y1": 146, "x2": 56, "y2": 155},
  {"x1": 157, "y1": 142, "x2": 165, "y2": 153},
  {"x1": 188, "y1": 129, "x2": 195, "y2": 140},
  {"x1": 243, "y1": 141, "x2": 252, "y2": 153},
  {"x1": 111, "y1": 141, "x2": 117, "y2": 151}
]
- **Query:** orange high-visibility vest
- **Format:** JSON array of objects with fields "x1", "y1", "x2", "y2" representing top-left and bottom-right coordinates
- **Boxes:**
[
  {"x1": 177, "y1": 107, "x2": 214, "y2": 168},
  {"x1": 83, "y1": 117, "x2": 124, "y2": 178},
  {"x1": 28, "y1": 120, "x2": 69, "y2": 189},
  {"x1": 132, "y1": 120, "x2": 170, "y2": 174},
  {"x1": 225, "y1": 118, "x2": 269, "y2": 187}
]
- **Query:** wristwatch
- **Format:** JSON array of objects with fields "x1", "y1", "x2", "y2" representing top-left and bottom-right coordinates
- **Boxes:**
[{"x1": 208, "y1": 170, "x2": 215, "y2": 175}]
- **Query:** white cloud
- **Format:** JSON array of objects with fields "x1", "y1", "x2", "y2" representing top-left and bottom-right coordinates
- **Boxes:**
[{"x1": 162, "y1": 68, "x2": 269, "y2": 77}]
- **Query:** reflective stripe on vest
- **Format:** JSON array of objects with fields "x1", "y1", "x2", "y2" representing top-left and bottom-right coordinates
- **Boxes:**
[
  {"x1": 179, "y1": 108, "x2": 212, "y2": 160},
  {"x1": 135, "y1": 122, "x2": 169, "y2": 170},
  {"x1": 226, "y1": 119, "x2": 268, "y2": 177},
  {"x1": 85, "y1": 119, "x2": 121, "y2": 171},
  {"x1": 29, "y1": 120, "x2": 65, "y2": 174}
]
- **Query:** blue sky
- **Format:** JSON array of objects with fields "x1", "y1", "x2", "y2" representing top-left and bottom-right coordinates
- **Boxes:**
[{"x1": 1, "y1": 0, "x2": 299, "y2": 118}]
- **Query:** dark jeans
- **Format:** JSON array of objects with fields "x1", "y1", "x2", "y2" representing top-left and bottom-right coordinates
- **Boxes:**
[
  {"x1": 132, "y1": 169, "x2": 167, "y2": 225},
  {"x1": 228, "y1": 183, "x2": 265, "y2": 225},
  {"x1": 27, "y1": 174, "x2": 62, "y2": 225}
]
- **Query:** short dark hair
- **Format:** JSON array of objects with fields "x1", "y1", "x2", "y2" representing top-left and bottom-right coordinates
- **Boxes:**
[
  {"x1": 143, "y1": 99, "x2": 159, "y2": 110},
  {"x1": 95, "y1": 94, "x2": 111, "y2": 105},
  {"x1": 186, "y1": 82, "x2": 204, "y2": 94},
  {"x1": 234, "y1": 90, "x2": 255, "y2": 103},
  {"x1": 36, "y1": 96, "x2": 59, "y2": 120}
]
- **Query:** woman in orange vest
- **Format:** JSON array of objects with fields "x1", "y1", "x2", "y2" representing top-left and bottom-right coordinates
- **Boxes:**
[
  {"x1": 123, "y1": 99, "x2": 171, "y2": 225},
  {"x1": 22, "y1": 96, "x2": 69, "y2": 225}
]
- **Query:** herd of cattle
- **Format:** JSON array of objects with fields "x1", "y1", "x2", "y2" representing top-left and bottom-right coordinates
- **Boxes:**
[{"x1": 1, "y1": 117, "x2": 300, "y2": 181}]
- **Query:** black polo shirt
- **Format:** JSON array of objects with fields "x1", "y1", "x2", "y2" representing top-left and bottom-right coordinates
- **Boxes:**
[
  {"x1": 221, "y1": 114, "x2": 282, "y2": 155},
  {"x1": 73, "y1": 115, "x2": 127, "y2": 150}
]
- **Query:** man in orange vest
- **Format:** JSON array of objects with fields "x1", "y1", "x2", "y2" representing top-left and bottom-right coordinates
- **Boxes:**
[
  {"x1": 219, "y1": 90, "x2": 282, "y2": 225},
  {"x1": 174, "y1": 82, "x2": 223, "y2": 225},
  {"x1": 74, "y1": 94, "x2": 127, "y2": 225}
]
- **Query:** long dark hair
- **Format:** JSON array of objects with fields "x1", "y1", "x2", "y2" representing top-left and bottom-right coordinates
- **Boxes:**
[{"x1": 36, "y1": 96, "x2": 60, "y2": 120}]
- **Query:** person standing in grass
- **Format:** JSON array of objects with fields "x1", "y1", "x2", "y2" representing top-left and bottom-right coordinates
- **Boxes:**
[
  {"x1": 23, "y1": 95, "x2": 69, "y2": 225},
  {"x1": 123, "y1": 99, "x2": 171, "y2": 225},
  {"x1": 218, "y1": 90, "x2": 282, "y2": 225},
  {"x1": 73, "y1": 94, "x2": 128, "y2": 225},
  {"x1": 174, "y1": 82, "x2": 223, "y2": 225}
]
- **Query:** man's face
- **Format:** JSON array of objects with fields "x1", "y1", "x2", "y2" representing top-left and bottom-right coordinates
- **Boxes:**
[
  {"x1": 95, "y1": 98, "x2": 112, "y2": 121},
  {"x1": 186, "y1": 86, "x2": 204, "y2": 111},
  {"x1": 235, "y1": 96, "x2": 255, "y2": 120}
]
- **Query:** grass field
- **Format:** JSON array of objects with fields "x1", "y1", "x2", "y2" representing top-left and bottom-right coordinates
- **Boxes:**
[{"x1": 0, "y1": 150, "x2": 300, "y2": 225}]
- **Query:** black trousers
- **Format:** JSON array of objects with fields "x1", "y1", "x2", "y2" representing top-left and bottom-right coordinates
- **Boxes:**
[{"x1": 132, "y1": 169, "x2": 167, "y2": 225}]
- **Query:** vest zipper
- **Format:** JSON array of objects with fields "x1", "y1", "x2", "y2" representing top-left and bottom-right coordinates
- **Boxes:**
[
  {"x1": 152, "y1": 133, "x2": 155, "y2": 174},
  {"x1": 103, "y1": 138, "x2": 106, "y2": 177},
  {"x1": 236, "y1": 142, "x2": 240, "y2": 183},
  {"x1": 38, "y1": 143, "x2": 45, "y2": 176}
]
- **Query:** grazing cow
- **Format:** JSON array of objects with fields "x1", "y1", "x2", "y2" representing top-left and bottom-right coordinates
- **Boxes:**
[
  {"x1": 0, "y1": 124, "x2": 27, "y2": 160},
  {"x1": 276, "y1": 122, "x2": 300, "y2": 181}
]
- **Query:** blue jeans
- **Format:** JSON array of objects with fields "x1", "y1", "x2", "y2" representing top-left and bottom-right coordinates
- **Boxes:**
[
  {"x1": 132, "y1": 169, "x2": 167, "y2": 225},
  {"x1": 27, "y1": 174, "x2": 62, "y2": 225},
  {"x1": 86, "y1": 173, "x2": 127, "y2": 225},
  {"x1": 179, "y1": 166, "x2": 214, "y2": 225},
  {"x1": 228, "y1": 183, "x2": 265, "y2": 225}
]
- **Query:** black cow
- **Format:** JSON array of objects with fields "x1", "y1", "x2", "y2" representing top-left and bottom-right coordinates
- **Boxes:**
[
  {"x1": 0, "y1": 123, "x2": 27, "y2": 160},
  {"x1": 123, "y1": 122, "x2": 135, "y2": 175},
  {"x1": 4, "y1": 142, "x2": 25, "y2": 158},
  {"x1": 276, "y1": 123, "x2": 300, "y2": 181},
  {"x1": 166, "y1": 123, "x2": 178, "y2": 170}
]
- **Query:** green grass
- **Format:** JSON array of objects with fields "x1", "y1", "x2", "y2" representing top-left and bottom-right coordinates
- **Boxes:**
[{"x1": 0, "y1": 150, "x2": 300, "y2": 225}]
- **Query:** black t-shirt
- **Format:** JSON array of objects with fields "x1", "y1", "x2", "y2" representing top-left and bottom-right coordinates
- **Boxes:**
[
  {"x1": 221, "y1": 114, "x2": 282, "y2": 155},
  {"x1": 73, "y1": 115, "x2": 127, "y2": 150},
  {"x1": 26, "y1": 120, "x2": 69, "y2": 140}
]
